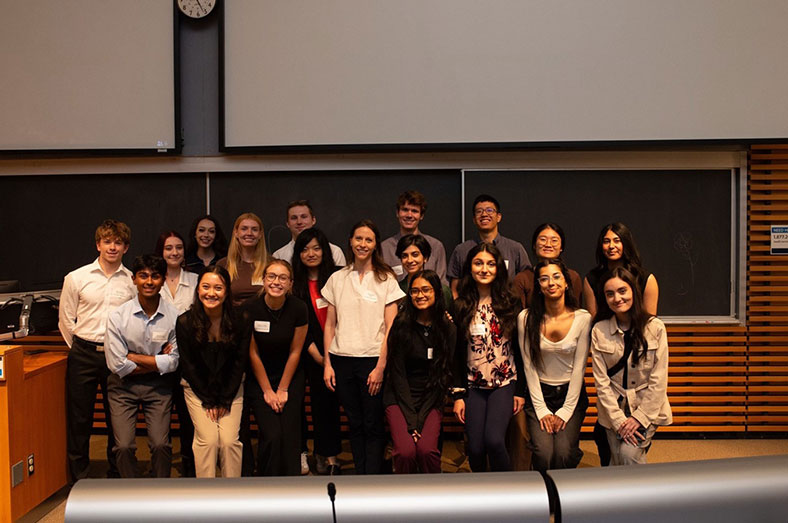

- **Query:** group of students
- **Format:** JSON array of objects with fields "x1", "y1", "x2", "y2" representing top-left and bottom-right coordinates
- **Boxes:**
[{"x1": 58, "y1": 189, "x2": 671, "y2": 482}]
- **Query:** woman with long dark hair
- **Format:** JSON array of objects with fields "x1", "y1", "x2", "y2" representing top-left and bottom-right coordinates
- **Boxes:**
[
  {"x1": 176, "y1": 265, "x2": 247, "y2": 477},
  {"x1": 451, "y1": 242, "x2": 525, "y2": 472},
  {"x1": 291, "y1": 228, "x2": 342, "y2": 475},
  {"x1": 583, "y1": 222, "x2": 659, "y2": 466},
  {"x1": 384, "y1": 270, "x2": 456, "y2": 473},
  {"x1": 322, "y1": 219, "x2": 405, "y2": 474},
  {"x1": 156, "y1": 230, "x2": 198, "y2": 314},
  {"x1": 591, "y1": 267, "x2": 671, "y2": 465},
  {"x1": 395, "y1": 234, "x2": 453, "y2": 308},
  {"x1": 518, "y1": 259, "x2": 591, "y2": 471},
  {"x1": 184, "y1": 215, "x2": 228, "y2": 275}
]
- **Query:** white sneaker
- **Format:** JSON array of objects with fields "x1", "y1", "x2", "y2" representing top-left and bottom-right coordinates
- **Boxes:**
[{"x1": 300, "y1": 452, "x2": 310, "y2": 475}]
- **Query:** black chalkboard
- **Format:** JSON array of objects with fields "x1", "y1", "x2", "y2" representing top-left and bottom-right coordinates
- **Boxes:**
[
  {"x1": 209, "y1": 170, "x2": 462, "y2": 262},
  {"x1": 0, "y1": 173, "x2": 205, "y2": 290},
  {"x1": 464, "y1": 170, "x2": 734, "y2": 317}
]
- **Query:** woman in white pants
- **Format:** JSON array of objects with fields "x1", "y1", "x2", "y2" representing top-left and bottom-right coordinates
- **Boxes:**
[{"x1": 176, "y1": 265, "x2": 247, "y2": 477}]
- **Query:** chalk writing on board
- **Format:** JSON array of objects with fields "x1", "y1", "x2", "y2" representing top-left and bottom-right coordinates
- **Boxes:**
[{"x1": 673, "y1": 232, "x2": 698, "y2": 296}]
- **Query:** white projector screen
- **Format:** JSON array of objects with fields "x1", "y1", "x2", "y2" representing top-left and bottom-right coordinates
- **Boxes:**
[
  {"x1": 223, "y1": 0, "x2": 788, "y2": 148},
  {"x1": 0, "y1": 0, "x2": 176, "y2": 151}
]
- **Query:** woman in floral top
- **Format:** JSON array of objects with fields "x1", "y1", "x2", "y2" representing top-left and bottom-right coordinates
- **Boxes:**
[{"x1": 452, "y1": 242, "x2": 525, "y2": 471}]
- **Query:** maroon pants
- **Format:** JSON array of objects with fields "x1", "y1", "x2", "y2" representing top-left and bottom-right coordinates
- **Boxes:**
[{"x1": 385, "y1": 405, "x2": 442, "y2": 473}]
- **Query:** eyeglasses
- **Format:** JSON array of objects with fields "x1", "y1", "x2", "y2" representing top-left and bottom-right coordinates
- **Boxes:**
[
  {"x1": 264, "y1": 273, "x2": 291, "y2": 283},
  {"x1": 537, "y1": 236, "x2": 561, "y2": 247},
  {"x1": 409, "y1": 286, "x2": 435, "y2": 297},
  {"x1": 537, "y1": 274, "x2": 565, "y2": 285},
  {"x1": 474, "y1": 207, "x2": 498, "y2": 217}
]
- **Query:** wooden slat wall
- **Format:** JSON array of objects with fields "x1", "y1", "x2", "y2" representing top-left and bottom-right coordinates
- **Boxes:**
[
  {"x1": 747, "y1": 144, "x2": 788, "y2": 432},
  {"x1": 7, "y1": 147, "x2": 788, "y2": 436}
]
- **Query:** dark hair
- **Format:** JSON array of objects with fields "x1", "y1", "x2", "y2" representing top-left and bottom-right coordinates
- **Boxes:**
[
  {"x1": 597, "y1": 266, "x2": 652, "y2": 363},
  {"x1": 95, "y1": 219, "x2": 131, "y2": 245},
  {"x1": 531, "y1": 223, "x2": 566, "y2": 259},
  {"x1": 292, "y1": 228, "x2": 338, "y2": 302},
  {"x1": 346, "y1": 219, "x2": 394, "y2": 282},
  {"x1": 388, "y1": 270, "x2": 452, "y2": 395},
  {"x1": 188, "y1": 265, "x2": 236, "y2": 343},
  {"x1": 526, "y1": 259, "x2": 578, "y2": 371},
  {"x1": 131, "y1": 254, "x2": 166, "y2": 277},
  {"x1": 594, "y1": 222, "x2": 643, "y2": 270},
  {"x1": 286, "y1": 199, "x2": 314, "y2": 217},
  {"x1": 185, "y1": 215, "x2": 228, "y2": 259},
  {"x1": 396, "y1": 190, "x2": 427, "y2": 214},
  {"x1": 154, "y1": 230, "x2": 185, "y2": 261},
  {"x1": 472, "y1": 194, "x2": 501, "y2": 213},
  {"x1": 454, "y1": 242, "x2": 520, "y2": 337},
  {"x1": 395, "y1": 234, "x2": 432, "y2": 260}
]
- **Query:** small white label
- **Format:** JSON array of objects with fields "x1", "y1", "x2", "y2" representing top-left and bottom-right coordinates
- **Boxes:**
[
  {"x1": 362, "y1": 291, "x2": 378, "y2": 303},
  {"x1": 470, "y1": 323, "x2": 487, "y2": 337},
  {"x1": 504, "y1": 259, "x2": 510, "y2": 270},
  {"x1": 427, "y1": 348, "x2": 434, "y2": 360},
  {"x1": 771, "y1": 225, "x2": 788, "y2": 255},
  {"x1": 151, "y1": 330, "x2": 168, "y2": 343},
  {"x1": 315, "y1": 298, "x2": 328, "y2": 309},
  {"x1": 251, "y1": 278, "x2": 264, "y2": 286},
  {"x1": 254, "y1": 320, "x2": 271, "y2": 333},
  {"x1": 0, "y1": 356, "x2": 4, "y2": 380},
  {"x1": 392, "y1": 265, "x2": 404, "y2": 276},
  {"x1": 112, "y1": 289, "x2": 131, "y2": 299}
]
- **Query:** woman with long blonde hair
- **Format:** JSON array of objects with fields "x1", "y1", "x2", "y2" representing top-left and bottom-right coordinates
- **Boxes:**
[{"x1": 218, "y1": 212, "x2": 268, "y2": 306}]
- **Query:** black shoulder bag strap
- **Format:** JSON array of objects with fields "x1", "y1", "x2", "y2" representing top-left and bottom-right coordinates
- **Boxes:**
[{"x1": 607, "y1": 330, "x2": 634, "y2": 379}]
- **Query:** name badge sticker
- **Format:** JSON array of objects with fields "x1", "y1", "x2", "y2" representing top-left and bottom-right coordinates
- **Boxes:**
[
  {"x1": 469, "y1": 323, "x2": 487, "y2": 337},
  {"x1": 254, "y1": 321, "x2": 271, "y2": 333},
  {"x1": 427, "y1": 348, "x2": 434, "y2": 360},
  {"x1": 362, "y1": 291, "x2": 378, "y2": 303},
  {"x1": 392, "y1": 265, "x2": 404, "y2": 276},
  {"x1": 151, "y1": 330, "x2": 168, "y2": 343},
  {"x1": 315, "y1": 298, "x2": 329, "y2": 309},
  {"x1": 504, "y1": 259, "x2": 510, "y2": 270}
]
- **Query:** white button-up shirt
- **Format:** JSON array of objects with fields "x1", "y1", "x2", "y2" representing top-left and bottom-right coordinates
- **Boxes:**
[{"x1": 160, "y1": 268, "x2": 198, "y2": 314}]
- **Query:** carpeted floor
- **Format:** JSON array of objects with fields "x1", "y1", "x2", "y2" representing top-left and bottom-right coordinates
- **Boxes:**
[{"x1": 21, "y1": 436, "x2": 788, "y2": 522}]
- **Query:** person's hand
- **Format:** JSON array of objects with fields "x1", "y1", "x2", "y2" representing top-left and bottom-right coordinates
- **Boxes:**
[
  {"x1": 324, "y1": 364, "x2": 336, "y2": 392},
  {"x1": 453, "y1": 399, "x2": 466, "y2": 424},
  {"x1": 513, "y1": 396, "x2": 525, "y2": 416},
  {"x1": 276, "y1": 388, "x2": 289, "y2": 408},
  {"x1": 411, "y1": 430, "x2": 421, "y2": 443},
  {"x1": 618, "y1": 416, "x2": 645, "y2": 446},
  {"x1": 215, "y1": 406, "x2": 228, "y2": 420},
  {"x1": 539, "y1": 415, "x2": 554, "y2": 433},
  {"x1": 161, "y1": 343, "x2": 174, "y2": 355},
  {"x1": 551, "y1": 415, "x2": 567, "y2": 432},
  {"x1": 367, "y1": 365, "x2": 384, "y2": 395},
  {"x1": 264, "y1": 389, "x2": 282, "y2": 413},
  {"x1": 445, "y1": 310, "x2": 454, "y2": 323}
]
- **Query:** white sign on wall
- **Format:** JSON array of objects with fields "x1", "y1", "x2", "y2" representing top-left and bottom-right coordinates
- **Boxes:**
[{"x1": 771, "y1": 225, "x2": 788, "y2": 254}]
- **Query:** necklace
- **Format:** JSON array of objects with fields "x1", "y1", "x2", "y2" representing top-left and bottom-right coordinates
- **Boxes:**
[{"x1": 264, "y1": 298, "x2": 285, "y2": 323}]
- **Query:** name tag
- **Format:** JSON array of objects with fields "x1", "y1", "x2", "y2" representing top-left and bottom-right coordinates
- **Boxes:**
[
  {"x1": 504, "y1": 259, "x2": 510, "y2": 270},
  {"x1": 151, "y1": 330, "x2": 168, "y2": 343},
  {"x1": 112, "y1": 289, "x2": 131, "y2": 299},
  {"x1": 470, "y1": 323, "x2": 487, "y2": 337},
  {"x1": 254, "y1": 321, "x2": 271, "y2": 333},
  {"x1": 315, "y1": 298, "x2": 328, "y2": 309},
  {"x1": 362, "y1": 291, "x2": 378, "y2": 303},
  {"x1": 251, "y1": 278, "x2": 264, "y2": 286},
  {"x1": 427, "y1": 347, "x2": 434, "y2": 360},
  {"x1": 392, "y1": 265, "x2": 404, "y2": 276}
]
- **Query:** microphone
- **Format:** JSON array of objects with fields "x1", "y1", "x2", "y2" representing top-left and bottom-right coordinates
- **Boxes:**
[{"x1": 327, "y1": 482, "x2": 337, "y2": 523}]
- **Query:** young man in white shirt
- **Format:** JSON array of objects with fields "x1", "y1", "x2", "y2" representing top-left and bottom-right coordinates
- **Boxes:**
[
  {"x1": 380, "y1": 190, "x2": 448, "y2": 284},
  {"x1": 58, "y1": 219, "x2": 137, "y2": 482},
  {"x1": 272, "y1": 200, "x2": 346, "y2": 266},
  {"x1": 105, "y1": 254, "x2": 179, "y2": 478}
]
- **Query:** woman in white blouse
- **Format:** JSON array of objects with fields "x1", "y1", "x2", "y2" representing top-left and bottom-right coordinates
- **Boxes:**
[
  {"x1": 156, "y1": 231, "x2": 198, "y2": 314},
  {"x1": 518, "y1": 259, "x2": 591, "y2": 471}
]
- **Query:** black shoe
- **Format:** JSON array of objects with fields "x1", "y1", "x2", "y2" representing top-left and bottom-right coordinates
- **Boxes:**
[{"x1": 327, "y1": 464, "x2": 341, "y2": 476}]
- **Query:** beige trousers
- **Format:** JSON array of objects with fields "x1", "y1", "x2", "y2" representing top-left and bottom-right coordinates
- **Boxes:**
[{"x1": 183, "y1": 382, "x2": 244, "y2": 478}]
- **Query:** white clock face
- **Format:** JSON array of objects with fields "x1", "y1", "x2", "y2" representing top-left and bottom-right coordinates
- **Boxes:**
[{"x1": 178, "y1": 0, "x2": 216, "y2": 19}]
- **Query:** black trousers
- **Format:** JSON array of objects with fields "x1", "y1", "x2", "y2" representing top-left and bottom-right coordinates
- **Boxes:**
[
  {"x1": 66, "y1": 337, "x2": 118, "y2": 482},
  {"x1": 170, "y1": 372, "x2": 195, "y2": 476},
  {"x1": 301, "y1": 357, "x2": 342, "y2": 458},
  {"x1": 246, "y1": 370, "x2": 305, "y2": 476},
  {"x1": 332, "y1": 355, "x2": 386, "y2": 475}
]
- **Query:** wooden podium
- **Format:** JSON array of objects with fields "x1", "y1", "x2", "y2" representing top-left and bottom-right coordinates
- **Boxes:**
[{"x1": 0, "y1": 345, "x2": 68, "y2": 522}]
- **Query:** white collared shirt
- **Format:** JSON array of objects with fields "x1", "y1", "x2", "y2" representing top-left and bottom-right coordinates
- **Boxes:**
[
  {"x1": 105, "y1": 296, "x2": 179, "y2": 378},
  {"x1": 58, "y1": 258, "x2": 137, "y2": 347},
  {"x1": 272, "y1": 239, "x2": 346, "y2": 267},
  {"x1": 160, "y1": 268, "x2": 198, "y2": 314}
]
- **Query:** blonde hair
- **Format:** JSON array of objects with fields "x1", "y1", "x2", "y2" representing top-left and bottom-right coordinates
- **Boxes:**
[{"x1": 226, "y1": 212, "x2": 268, "y2": 284}]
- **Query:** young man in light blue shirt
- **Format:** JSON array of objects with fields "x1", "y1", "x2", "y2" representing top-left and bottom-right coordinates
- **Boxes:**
[{"x1": 105, "y1": 254, "x2": 179, "y2": 478}]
